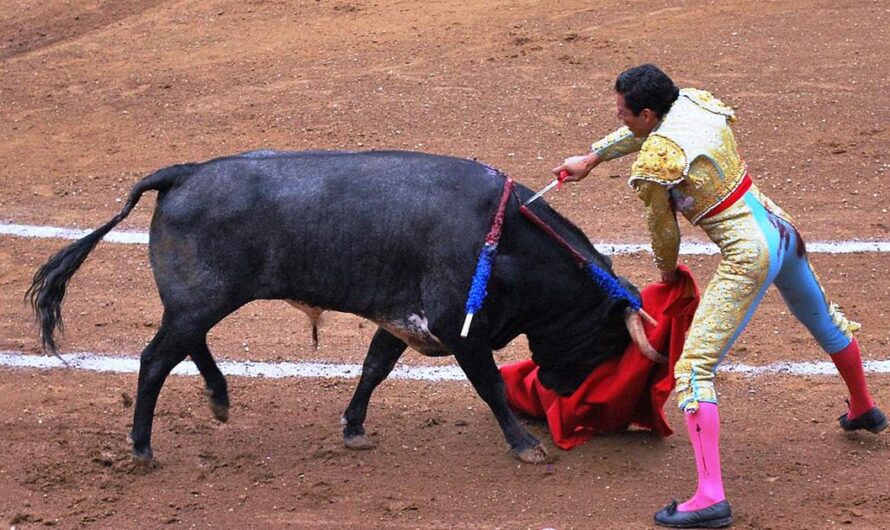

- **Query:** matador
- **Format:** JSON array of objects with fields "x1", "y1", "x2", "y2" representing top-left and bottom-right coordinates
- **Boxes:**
[{"x1": 554, "y1": 64, "x2": 886, "y2": 529}]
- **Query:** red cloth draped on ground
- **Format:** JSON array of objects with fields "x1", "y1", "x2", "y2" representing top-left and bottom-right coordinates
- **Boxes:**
[{"x1": 499, "y1": 265, "x2": 700, "y2": 450}]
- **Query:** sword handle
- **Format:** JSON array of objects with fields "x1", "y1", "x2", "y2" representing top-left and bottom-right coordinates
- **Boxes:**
[{"x1": 556, "y1": 169, "x2": 569, "y2": 190}]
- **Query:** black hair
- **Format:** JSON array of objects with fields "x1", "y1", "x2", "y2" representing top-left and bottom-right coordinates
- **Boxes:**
[{"x1": 614, "y1": 64, "x2": 680, "y2": 117}]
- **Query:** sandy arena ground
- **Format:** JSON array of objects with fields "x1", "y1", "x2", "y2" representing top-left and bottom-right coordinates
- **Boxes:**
[{"x1": 1, "y1": 1, "x2": 889, "y2": 528}]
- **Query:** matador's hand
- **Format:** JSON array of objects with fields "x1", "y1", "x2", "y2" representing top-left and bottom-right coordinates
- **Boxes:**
[
  {"x1": 660, "y1": 268, "x2": 681, "y2": 285},
  {"x1": 552, "y1": 153, "x2": 601, "y2": 182}
]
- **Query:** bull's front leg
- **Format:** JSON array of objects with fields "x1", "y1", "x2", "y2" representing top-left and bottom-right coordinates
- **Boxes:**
[
  {"x1": 342, "y1": 328, "x2": 407, "y2": 449},
  {"x1": 453, "y1": 348, "x2": 551, "y2": 464}
]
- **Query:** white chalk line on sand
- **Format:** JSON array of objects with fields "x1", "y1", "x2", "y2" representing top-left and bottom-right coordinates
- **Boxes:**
[
  {"x1": 2, "y1": 351, "x2": 890, "y2": 380},
  {"x1": 5, "y1": 221, "x2": 890, "y2": 379},
  {"x1": 4, "y1": 222, "x2": 890, "y2": 255}
]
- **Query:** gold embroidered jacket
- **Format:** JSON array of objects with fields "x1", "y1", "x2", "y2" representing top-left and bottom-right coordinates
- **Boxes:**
[{"x1": 590, "y1": 88, "x2": 746, "y2": 272}]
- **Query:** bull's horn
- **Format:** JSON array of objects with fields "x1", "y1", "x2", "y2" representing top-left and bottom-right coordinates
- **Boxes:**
[
  {"x1": 638, "y1": 308, "x2": 658, "y2": 327},
  {"x1": 624, "y1": 310, "x2": 667, "y2": 364}
]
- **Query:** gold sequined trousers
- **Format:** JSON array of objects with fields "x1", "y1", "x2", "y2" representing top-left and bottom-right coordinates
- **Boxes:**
[{"x1": 675, "y1": 185, "x2": 859, "y2": 412}]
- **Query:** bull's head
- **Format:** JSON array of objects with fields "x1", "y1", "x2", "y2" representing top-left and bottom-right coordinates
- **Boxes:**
[
  {"x1": 507, "y1": 199, "x2": 662, "y2": 395},
  {"x1": 527, "y1": 280, "x2": 661, "y2": 396},
  {"x1": 536, "y1": 357, "x2": 600, "y2": 396}
]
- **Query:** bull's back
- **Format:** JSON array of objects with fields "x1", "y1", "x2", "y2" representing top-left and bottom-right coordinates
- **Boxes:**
[{"x1": 148, "y1": 151, "x2": 508, "y2": 318}]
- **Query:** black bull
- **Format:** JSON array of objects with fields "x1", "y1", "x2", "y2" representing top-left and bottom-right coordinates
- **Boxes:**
[{"x1": 28, "y1": 150, "x2": 640, "y2": 463}]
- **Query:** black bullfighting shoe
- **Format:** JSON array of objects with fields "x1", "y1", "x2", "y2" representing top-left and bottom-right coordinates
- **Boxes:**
[
  {"x1": 653, "y1": 499, "x2": 733, "y2": 528},
  {"x1": 839, "y1": 405, "x2": 889, "y2": 434}
]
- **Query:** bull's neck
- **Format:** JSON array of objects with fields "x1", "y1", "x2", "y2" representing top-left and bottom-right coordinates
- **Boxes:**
[{"x1": 496, "y1": 195, "x2": 630, "y2": 358}]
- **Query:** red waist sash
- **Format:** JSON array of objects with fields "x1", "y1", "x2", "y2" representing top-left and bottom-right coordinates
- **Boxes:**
[{"x1": 702, "y1": 173, "x2": 752, "y2": 219}]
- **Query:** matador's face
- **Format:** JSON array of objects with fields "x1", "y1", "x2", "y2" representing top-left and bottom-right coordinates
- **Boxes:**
[{"x1": 616, "y1": 93, "x2": 659, "y2": 138}]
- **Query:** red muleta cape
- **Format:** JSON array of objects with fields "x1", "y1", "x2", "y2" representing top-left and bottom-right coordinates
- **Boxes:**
[{"x1": 499, "y1": 265, "x2": 700, "y2": 450}]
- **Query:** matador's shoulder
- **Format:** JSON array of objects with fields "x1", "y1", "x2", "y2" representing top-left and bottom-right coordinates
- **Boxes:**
[
  {"x1": 680, "y1": 88, "x2": 737, "y2": 122},
  {"x1": 628, "y1": 135, "x2": 686, "y2": 187}
]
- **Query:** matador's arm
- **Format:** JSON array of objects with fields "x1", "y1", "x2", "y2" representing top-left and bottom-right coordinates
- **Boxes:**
[
  {"x1": 626, "y1": 135, "x2": 687, "y2": 277},
  {"x1": 632, "y1": 180, "x2": 680, "y2": 275},
  {"x1": 590, "y1": 126, "x2": 646, "y2": 162}
]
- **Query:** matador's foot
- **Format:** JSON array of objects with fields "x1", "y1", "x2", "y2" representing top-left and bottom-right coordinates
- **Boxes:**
[
  {"x1": 839, "y1": 405, "x2": 888, "y2": 434},
  {"x1": 654, "y1": 499, "x2": 733, "y2": 528}
]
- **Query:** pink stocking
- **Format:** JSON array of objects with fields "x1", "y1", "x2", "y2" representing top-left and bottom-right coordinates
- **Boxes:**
[{"x1": 678, "y1": 402, "x2": 726, "y2": 512}]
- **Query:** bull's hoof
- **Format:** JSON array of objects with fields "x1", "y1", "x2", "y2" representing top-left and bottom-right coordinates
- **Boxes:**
[
  {"x1": 343, "y1": 434, "x2": 375, "y2": 450},
  {"x1": 210, "y1": 402, "x2": 230, "y2": 423},
  {"x1": 126, "y1": 454, "x2": 160, "y2": 473},
  {"x1": 131, "y1": 444, "x2": 152, "y2": 460},
  {"x1": 129, "y1": 435, "x2": 155, "y2": 463},
  {"x1": 128, "y1": 448, "x2": 160, "y2": 471},
  {"x1": 204, "y1": 387, "x2": 230, "y2": 422},
  {"x1": 514, "y1": 443, "x2": 555, "y2": 464}
]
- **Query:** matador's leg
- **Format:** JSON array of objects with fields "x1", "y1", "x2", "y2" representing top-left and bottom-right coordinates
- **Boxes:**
[
  {"x1": 773, "y1": 221, "x2": 884, "y2": 430},
  {"x1": 674, "y1": 192, "x2": 785, "y2": 413},
  {"x1": 662, "y1": 190, "x2": 785, "y2": 521}
]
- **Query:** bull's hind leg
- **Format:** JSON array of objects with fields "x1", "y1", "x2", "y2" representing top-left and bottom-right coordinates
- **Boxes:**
[
  {"x1": 453, "y1": 348, "x2": 551, "y2": 464},
  {"x1": 342, "y1": 328, "x2": 407, "y2": 450},
  {"x1": 129, "y1": 314, "x2": 208, "y2": 462},
  {"x1": 190, "y1": 340, "x2": 230, "y2": 422}
]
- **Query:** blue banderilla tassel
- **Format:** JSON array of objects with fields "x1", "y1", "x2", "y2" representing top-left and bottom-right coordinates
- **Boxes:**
[
  {"x1": 583, "y1": 262, "x2": 642, "y2": 311},
  {"x1": 462, "y1": 244, "x2": 496, "y2": 337},
  {"x1": 462, "y1": 177, "x2": 514, "y2": 338}
]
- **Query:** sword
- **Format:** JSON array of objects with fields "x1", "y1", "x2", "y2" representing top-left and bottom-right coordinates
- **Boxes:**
[{"x1": 523, "y1": 170, "x2": 570, "y2": 206}]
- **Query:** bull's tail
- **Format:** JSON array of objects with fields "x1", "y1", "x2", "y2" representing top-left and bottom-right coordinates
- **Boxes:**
[{"x1": 26, "y1": 163, "x2": 197, "y2": 355}]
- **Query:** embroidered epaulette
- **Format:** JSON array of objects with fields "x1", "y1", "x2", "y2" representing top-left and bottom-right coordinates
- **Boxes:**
[
  {"x1": 681, "y1": 88, "x2": 736, "y2": 122},
  {"x1": 628, "y1": 136, "x2": 686, "y2": 187}
]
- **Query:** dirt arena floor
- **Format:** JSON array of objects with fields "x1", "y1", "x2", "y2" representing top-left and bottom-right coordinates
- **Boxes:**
[{"x1": 2, "y1": 0, "x2": 890, "y2": 528}]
